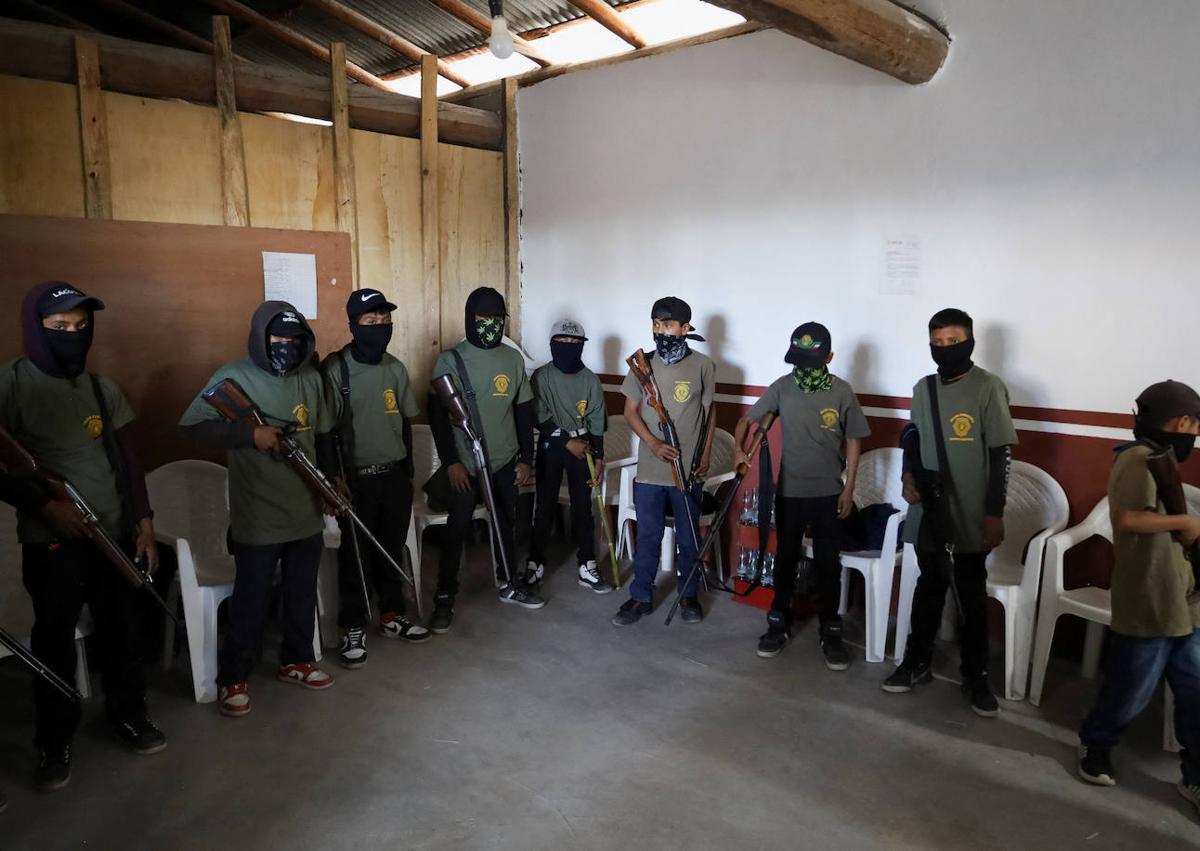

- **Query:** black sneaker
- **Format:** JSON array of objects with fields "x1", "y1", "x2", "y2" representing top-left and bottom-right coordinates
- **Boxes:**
[
  {"x1": 430, "y1": 594, "x2": 454, "y2": 635},
  {"x1": 35, "y1": 746, "x2": 71, "y2": 792},
  {"x1": 523, "y1": 560, "x2": 545, "y2": 586},
  {"x1": 757, "y1": 614, "x2": 791, "y2": 658},
  {"x1": 881, "y1": 660, "x2": 933, "y2": 693},
  {"x1": 819, "y1": 621, "x2": 851, "y2": 671},
  {"x1": 1078, "y1": 744, "x2": 1116, "y2": 786},
  {"x1": 339, "y1": 627, "x2": 368, "y2": 668},
  {"x1": 112, "y1": 711, "x2": 167, "y2": 755},
  {"x1": 612, "y1": 598, "x2": 650, "y2": 627},
  {"x1": 678, "y1": 596, "x2": 704, "y2": 624},
  {"x1": 498, "y1": 583, "x2": 546, "y2": 609},
  {"x1": 963, "y1": 675, "x2": 1000, "y2": 717}
]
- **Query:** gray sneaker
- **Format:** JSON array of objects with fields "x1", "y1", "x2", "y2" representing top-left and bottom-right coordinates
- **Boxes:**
[{"x1": 499, "y1": 583, "x2": 546, "y2": 609}]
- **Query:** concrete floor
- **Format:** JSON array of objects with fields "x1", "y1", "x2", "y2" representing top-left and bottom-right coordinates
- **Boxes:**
[{"x1": 2, "y1": 542, "x2": 1198, "y2": 850}]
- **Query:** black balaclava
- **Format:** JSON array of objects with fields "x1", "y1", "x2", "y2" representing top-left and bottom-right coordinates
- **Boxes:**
[
  {"x1": 1135, "y1": 420, "x2": 1197, "y2": 464},
  {"x1": 550, "y1": 339, "x2": 585, "y2": 373},
  {"x1": 930, "y1": 338, "x2": 975, "y2": 380},
  {"x1": 350, "y1": 323, "x2": 393, "y2": 364},
  {"x1": 23, "y1": 281, "x2": 104, "y2": 380},
  {"x1": 465, "y1": 286, "x2": 507, "y2": 349}
]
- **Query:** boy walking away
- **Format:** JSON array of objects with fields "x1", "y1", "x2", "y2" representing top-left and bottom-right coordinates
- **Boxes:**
[
  {"x1": 612, "y1": 297, "x2": 715, "y2": 627},
  {"x1": 735, "y1": 322, "x2": 870, "y2": 668},
  {"x1": 883, "y1": 308, "x2": 1017, "y2": 717},
  {"x1": 428, "y1": 287, "x2": 544, "y2": 634},
  {"x1": 526, "y1": 319, "x2": 611, "y2": 594},
  {"x1": 0, "y1": 282, "x2": 166, "y2": 792},
  {"x1": 1077, "y1": 380, "x2": 1200, "y2": 816},
  {"x1": 180, "y1": 301, "x2": 337, "y2": 717},
  {"x1": 322, "y1": 289, "x2": 430, "y2": 671}
]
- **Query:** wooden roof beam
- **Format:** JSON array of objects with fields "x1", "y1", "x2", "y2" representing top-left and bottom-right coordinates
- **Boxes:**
[
  {"x1": 423, "y1": 0, "x2": 552, "y2": 68},
  {"x1": 92, "y1": 0, "x2": 214, "y2": 53},
  {"x1": 567, "y1": 0, "x2": 646, "y2": 49},
  {"x1": 200, "y1": 0, "x2": 392, "y2": 90},
  {"x1": 11, "y1": 0, "x2": 94, "y2": 31},
  {"x1": 302, "y1": 0, "x2": 472, "y2": 88},
  {"x1": 706, "y1": 0, "x2": 948, "y2": 84}
]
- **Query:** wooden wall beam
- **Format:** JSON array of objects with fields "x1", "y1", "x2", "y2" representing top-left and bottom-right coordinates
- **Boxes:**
[
  {"x1": 303, "y1": 0, "x2": 471, "y2": 88},
  {"x1": 201, "y1": 0, "x2": 393, "y2": 90},
  {"x1": 74, "y1": 36, "x2": 111, "y2": 219},
  {"x1": 330, "y1": 42, "x2": 359, "y2": 287},
  {"x1": 0, "y1": 17, "x2": 503, "y2": 150},
  {"x1": 213, "y1": 16, "x2": 249, "y2": 226},
  {"x1": 94, "y1": 0, "x2": 214, "y2": 53},
  {"x1": 502, "y1": 77, "x2": 520, "y2": 342},
  {"x1": 706, "y1": 0, "x2": 949, "y2": 84},
  {"x1": 423, "y1": 0, "x2": 552, "y2": 68},
  {"x1": 567, "y1": 0, "x2": 646, "y2": 50},
  {"x1": 420, "y1": 54, "x2": 441, "y2": 362}
]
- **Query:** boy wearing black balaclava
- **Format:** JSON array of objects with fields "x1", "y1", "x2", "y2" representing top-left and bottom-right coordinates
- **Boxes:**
[
  {"x1": 320, "y1": 289, "x2": 430, "y2": 671},
  {"x1": 180, "y1": 301, "x2": 338, "y2": 717},
  {"x1": 0, "y1": 281, "x2": 165, "y2": 792},
  {"x1": 427, "y1": 286, "x2": 543, "y2": 633},
  {"x1": 526, "y1": 319, "x2": 610, "y2": 593},
  {"x1": 883, "y1": 308, "x2": 1017, "y2": 718}
]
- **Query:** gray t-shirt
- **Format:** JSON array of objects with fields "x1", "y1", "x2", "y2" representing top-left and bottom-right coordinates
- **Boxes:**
[
  {"x1": 532, "y1": 364, "x2": 606, "y2": 437},
  {"x1": 621, "y1": 351, "x2": 715, "y2": 488},
  {"x1": 747, "y1": 374, "x2": 871, "y2": 499},
  {"x1": 902, "y1": 366, "x2": 1019, "y2": 553}
]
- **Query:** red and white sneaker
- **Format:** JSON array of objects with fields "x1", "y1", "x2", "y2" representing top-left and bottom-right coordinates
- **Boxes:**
[
  {"x1": 276, "y1": 663, "x2": 334, "y2": 690},
  {"x1": 218, "y1": 683, "x2": 251, "y2": 717}
]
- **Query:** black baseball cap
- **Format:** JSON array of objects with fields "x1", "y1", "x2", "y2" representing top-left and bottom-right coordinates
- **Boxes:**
[
  {"x1": 37, "y1": 282, "x2": 105, "y2": 317},
  {"x1": 266, "y1": 310, "x2": 307, "y2": 338},
  {"x1": 651, "y1": 296, "x2": 705, "y2": 341},
  {"x1": 784, "y1": 322, "x2": 832, "y2": 365},
  {"x1": 347, "y1": 288, "x2": 397, "y2": 320},
  {"x1": 1135, "y1": 380, "x2": 1200, "y2": 427}
]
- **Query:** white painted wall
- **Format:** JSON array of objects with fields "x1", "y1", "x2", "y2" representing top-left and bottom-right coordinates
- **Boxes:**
[{"x1": 517, "y1": 1, "x2": 1200, "y2": 414}]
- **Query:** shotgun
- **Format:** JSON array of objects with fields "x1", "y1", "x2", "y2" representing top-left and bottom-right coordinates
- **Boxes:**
[
  {"x1": 0, "y1": 626, "x2": 81, "y2": 704},
  {"x1": 1144, "y1": 443, "x2": 1200, "y2": 586}
]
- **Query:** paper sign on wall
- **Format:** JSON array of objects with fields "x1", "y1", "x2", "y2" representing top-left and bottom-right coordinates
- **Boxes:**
[
  {"x1": 262, "y1": 251, "x2": 317, "y2": 319},
  {"x1": 882, "y1": 238, "x2": 921, "y2": 295}
]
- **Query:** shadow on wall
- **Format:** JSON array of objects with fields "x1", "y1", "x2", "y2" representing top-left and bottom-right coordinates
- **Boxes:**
[
  {"x1": 703, "y1": 314, "x2": 746, "y2": 394},
  {"x1": 846, "y1": 340, "x2": 878, "y2": 395},
  {"x1": 603, "y1": 334, "x2": 626, "y2": 378},
  {"x1": 980, "y1": 324, "x2": 1048, "y2": 410}
]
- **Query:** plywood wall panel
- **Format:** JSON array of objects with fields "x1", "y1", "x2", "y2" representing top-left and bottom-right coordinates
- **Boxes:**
[
  {"x1": 0, "y1": 77, "x2": 84, "y2": 218},
  {"x1": 242, "y1": 112, "x2": 337, "y2": 232}
]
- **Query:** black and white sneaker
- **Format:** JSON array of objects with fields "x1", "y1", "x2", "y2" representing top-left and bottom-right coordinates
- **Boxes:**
[
  {"x1": 523, "y1": 560, "x2": 545, "y2": 586},
  {"x1": 430, "y1": 594, "x2": 455, "y2": 634},
  {"x1": 963, "y1": 675, "x2": 1000, "y2": 717},
  {"x1": 112, "y1": 711, "x2": 167, "y2": 755},
  {"x1": 1078, "y1": 744, "x2": 1116, "y2": 786},
  {"x1": 339, "y1": 627, "x2": 368, "y2": 668},
  {"x1": 881, "y1": 660, "x2": 933, "y2": 693},
  {"x1": 819, "y1": 621, "x2": 851, "y2": 671},
  {"x1": 35, "y1": 745, "x2": 71, "y2": 792},
  {"x1": 380, "y1": 614, "x2": 431, "y2": 643},
  {"x1": 578, "y1": 561, "x2": 613, "y2": 594},
  {"x1": 498, "y1": 583, "x2": 546, "y2": 609},
  {"x1": 757, "y1": 611, "x2": 791, "y2": 658}
]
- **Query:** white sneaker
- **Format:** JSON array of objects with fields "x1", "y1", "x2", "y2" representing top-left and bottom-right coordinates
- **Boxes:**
[
  {"x1": 578, "y1": 561, "x2": 613, "y2": 594},
  {"x1": 379, "y1": 614, "x2": 432, "y2": 643},
  {"x1": 523, "y1": 560, "x2": 545, "y2": 585},
  {"x1": 338, "y1": 628, "x2": 367, "y2": 669}
]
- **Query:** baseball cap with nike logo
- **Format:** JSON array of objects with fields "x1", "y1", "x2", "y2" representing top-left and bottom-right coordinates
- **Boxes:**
[{"x1": 346, "y1": 288, "x2": 397, "y2": 320}]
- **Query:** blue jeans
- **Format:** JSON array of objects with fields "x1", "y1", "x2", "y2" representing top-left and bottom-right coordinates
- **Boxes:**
[
  {"x1": 629, "y1": 482, "x2": 702, "y2": 604},
  {"x1": 1080, "y1": 629, "x2": 1200, "y2": 783}
]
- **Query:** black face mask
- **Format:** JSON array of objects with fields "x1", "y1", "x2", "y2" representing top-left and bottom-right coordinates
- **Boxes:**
[
  {"x1": 269, "y1": 339, "x2": 307, "y2": 375},
  {"x1": 43, "y1": 325, "x2": 94, "y2": 379},
  {"x1": 467, "y1": 317, "x2": 505, "y2": 350},
  {"x1": 930, "y1": 338, "x2": 975, "y2": 379},
  {"x1": 350, "y1": 323, "x2": 392, "y2": 365},
  {"x1": 654, "y1": 332, "x2": 690, "y2": 366},
  {"x1": 550, "y1": 340, "x2": 585, "y2": 374},
  {"x1": 1141, "y1": 428, "x2": 1197, "y2": 464}
]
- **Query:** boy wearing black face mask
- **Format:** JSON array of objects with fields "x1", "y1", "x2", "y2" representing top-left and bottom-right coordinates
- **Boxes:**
[
  {"x1": 0, "y1": 281, "x2": 165, "y2": 792},
  {"x1": 321, "y1": 289, "x2": 429, "y2": 670},
  {"x1": 1077, "y1": 380, "x2": 1200, "y2": 807},
  {"x1": 428, "y1": 287, "x2": 543, "y2": 633},
  {"x1": 180, "y1": 301, "x2": 338, "y2": 717},
  {"x1": 883, "y1": 308, "x2": 1017, "y2": 717},
  {"x1": 526, "y1": 319, "x2": 610, "y2": 593}
]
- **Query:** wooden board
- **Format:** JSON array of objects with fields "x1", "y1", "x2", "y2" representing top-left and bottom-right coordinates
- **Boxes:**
[
  {"x1": 0, "y1": 214, "x2": 353, "y2": 469},
  {"x1": 0, "y1": 77, "x2": 83, "y2": 218}
]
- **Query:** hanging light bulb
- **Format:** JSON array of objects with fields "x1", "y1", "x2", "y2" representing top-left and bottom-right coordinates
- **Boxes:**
[{"x1": 488, "y1": 0, "x2": 515, "y2": 59}]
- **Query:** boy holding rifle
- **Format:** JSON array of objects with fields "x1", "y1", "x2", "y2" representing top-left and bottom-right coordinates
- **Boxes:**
[
  {"x1": 0, "y1": 281, "x2": 165, "y2": 792},
  {"x1": 613, "y1": 297, "x2": 715, "y2": 626},
  {"x1": 180, "y1": 301, "x2": 337, "y2": 717},
  {"x1": 1077, "y1": 380, "x2": 1200, "y2": 814},
  {"x1": 526, "y1": 319, "x2": 611, "y2": 594},
  {"x1": 734, "y1": 323, "x2": 870, "y2": 667}
]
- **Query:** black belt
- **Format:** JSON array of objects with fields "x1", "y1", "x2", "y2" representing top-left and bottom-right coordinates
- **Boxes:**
[{"x1": 355, "y1": 462, "x2": 400, "y2": 476}]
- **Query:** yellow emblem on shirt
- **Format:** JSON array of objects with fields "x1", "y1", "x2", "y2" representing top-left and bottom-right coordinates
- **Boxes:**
[
  {"x1": 819, "y1": 408, "x2": 839, "y2": 430},
  {"x1": 950, "y1": 412, "x2": 975, "y2": 442},
  {"x1": 383, "y1": 389, "x2": 399, "y2": 414},
  {"x1": 293, "y1": 403, "x2": 312, "y2": 431},
  {"x1": 575, "y1": 399, "x2": 587, "y2": 420},
  {"x1": 83, "y1": 415, "x2": 103, "y2": 438},
  {"x1": 673, "y1": 381, "x2": 691, "y2": 403},
  {"x1": 493, "y1": 374, "x2": 511, "y2": 397}
]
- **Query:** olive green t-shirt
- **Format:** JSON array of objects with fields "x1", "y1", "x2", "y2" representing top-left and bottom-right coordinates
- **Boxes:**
[
  {"x1": 1108, "y1": 443, "x2": 1200, "y2": 638},
  {"x1": 902, "y1": 366, "x2": 1019, "y2": 553},
  {"x1": 179, "y1": 357, "x2": 333, "y2": 546},
  {"x1": 0, "y1": 358, "x2": 134, "y2": 543},
  {"x1": 322, "y1": 350, "x2": 419, "y2": 468},
  {"x1": 621, "y1": 351, "x2": 715, "y2": 488},
  {"x1": 747, "y1": 374, "x2": 871, "y2": 499},
  {"x1": 432, "y1": 341, "x2": 532, "y2": 474},
  {"x1": 532, "y1": 364, "x2": 606, "y2": 437}
]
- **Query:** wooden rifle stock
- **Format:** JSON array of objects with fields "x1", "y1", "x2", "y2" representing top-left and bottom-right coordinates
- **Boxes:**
[
  {"x1": 625, "y1": 349, "x2": 689, "y2": 493},
  {"x1": 1144, "y1": 444, "x2": 1200, "y2": 585}
]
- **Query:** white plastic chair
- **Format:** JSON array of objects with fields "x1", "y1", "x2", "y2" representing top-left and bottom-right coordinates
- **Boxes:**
[
  {"x1": 0, "y1": 505, "x2": 92, "y2": 698},
  {"x1": 892, "y1": 460, "x2": 1069, "y2": 701}
]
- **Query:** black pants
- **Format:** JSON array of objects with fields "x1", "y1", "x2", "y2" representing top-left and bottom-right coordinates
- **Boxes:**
[
  {"x1": 22, "y1": 539, "x2": 146, "y2": 750},
  {"x1": 437, "y1": 460, "x2": 521, "y2": 597},
  {"x1": 337, "y1": 469, "x2": 413, "y2": 628},
  {"x1": 529, "y1": 438, "x2": 594, "y2": 567},
  {"x1": 217, "y1": 532, "x2": 322, "y2": 686},
  {"x1": 902, "y1": 548, "x2": 989, "y2": 678},
  {"x1": 772, "y1": 495, "x2": 842, "y2": 625}
]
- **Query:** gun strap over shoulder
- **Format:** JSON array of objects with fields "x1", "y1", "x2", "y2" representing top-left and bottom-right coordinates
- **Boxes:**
[
  {"x1": 335, "y1": 348, "x2": 357, "y2": 478},
  {"x1": 89, "y1": 372, "x2": 134, "y2": 532},
  {"x1": 450, "y1": 349, "x2": 493, "y2": 471}
]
